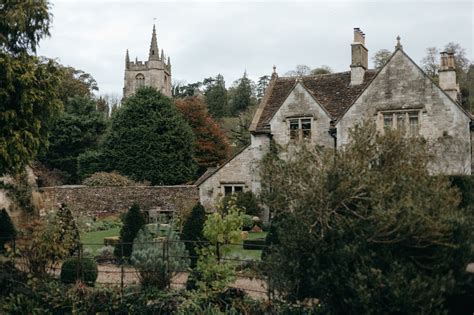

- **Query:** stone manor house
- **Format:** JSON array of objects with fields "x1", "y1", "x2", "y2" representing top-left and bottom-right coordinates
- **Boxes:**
[{"x1": 196, "y1": 28, "x2": 474, "y2": 211}]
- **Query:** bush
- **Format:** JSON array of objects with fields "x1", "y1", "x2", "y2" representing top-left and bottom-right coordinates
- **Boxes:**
[
  {"x1": 181, "y1": 202, "x2": 207, "y2": 268},
  {"x1": 82, "y1": 171, "x2": 136, "y2": 187},
  {"x1": 60, "y1": 257, "x2": 98, "y2": 285},
  {"x1": 114, "y1": 203, "x2": 145, "y2": 258},
  {"x1": 450, "y1": 175, "x2": 474, "y2": 209},
  {"x1": 242, "y1": 238, "x2": 266, "y2": 250},
  {"x1": 261, "y1": 123, "x2": 473, "y2": 313},
  {"x1": 131, "y1": 224, "x2": 189, "y2": 289},
  {"x1": 0, "y1": 208, "x2": 16, "y2": 252},
  {"x1": 241, "y1": 214, "x2": 254, "y2": 231},
  {"x1": 95, "y1": 246, "x2": 115, "y2": 262},
  {"x1": 222, "y1": 191, "x2": 262, "y2": 216}
]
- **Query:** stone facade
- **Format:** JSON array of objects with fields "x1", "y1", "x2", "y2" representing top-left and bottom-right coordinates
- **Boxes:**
[
  {"x1": 123, "y1": 25, "x2": 172, "y2": 98},
  {"x1": 197, "y1": 28, "x2": 473, "y2": 215},
  {"x1": 41, "y1": 185, "x2": 198, "y2": 217}
]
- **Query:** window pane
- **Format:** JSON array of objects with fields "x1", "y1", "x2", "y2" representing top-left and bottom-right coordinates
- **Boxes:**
[
  {"x1": 383, "y1": 114, "x2": 393, "y2": 129},
  {"x1": 234, "y1": 186, "x2": 243, "y2": 193},
  {"x1": 290, "y1": 120, "x2": 299, "y2": 139},
  {"x1": 409, "y1": 114, "x2": 418, "y2": 135},
  {"x1": 396, "y1": 113, "x2": 405, "y2": 130},
  {"x1": 224, "y1": 186, "x2": 233, "y2": 196},
  {"x1": 301, "y1": 119, "x2": 311, "y2": 140}
]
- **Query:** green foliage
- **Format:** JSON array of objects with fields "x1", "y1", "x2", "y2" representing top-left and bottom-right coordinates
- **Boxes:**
[
  {"x1": 82, "y1": 171, "x2": 136, "y2": 187},
  {"x1": 104, "y1": 87, "x2": 197, "y2": 185},
  {"x1": 204, "y1": 74, "x2": 229, "y2": 117},
  {"x1": 203, "y1": 204, "x2": 244, "y2": 248},
  {"x1": 60, "y1": 257, "x2": 98, "y2": 285},
  {"x1": 55, "y1": 64, "x2": 98, "y2": 104},
  {"x1": 222, "y1": 191, "x2": 262, "y2": 217},
  {"x1": 228, "y1": 72, "x2": 257, "y2": 115},
  {"x1": 242, "y1": 238, "x2": 265, "y2": 250},
  {"x1": 17, "y1": 205, "x2": 81, "y2": 277},
  {"x1": 41, "y1": 95, "x2": 107, "y2": 183},
  {"x1": 5, "y1": 170, "x2": 34, "y2": 214},
  {"x1": 0, "y1": 209, "x2": 16, "y2": 252},
  {"x1": 0, "y1": 1, "x2": 51, "y2": 55},
  {"x1": 114, "y1": 203, "x2": 145, "y2": 258},
  {"x1": 372, "y1": 49, "x2": 392, "y2": 70},
  {"x1": 260, "y1": 122, "x2": 473, "y2": 313},
  {"x1": 131, "y1": 224, "x2": 189, "y2": 289},
  {"x1": 76, "y1": 149, "x2": 108, "y2": 179},
  {"x1": 181, "y1": 202, "x2": 207, "y2": 268},
  {"x1": 241, "y1": 214, "x2": 254, "y2": 231},
  {"x1": 450, "y1": 175, "x2": 474, "y2": 209},
  {"x1": 0, "y1": 53, "x2": 62, "y2": 176}
]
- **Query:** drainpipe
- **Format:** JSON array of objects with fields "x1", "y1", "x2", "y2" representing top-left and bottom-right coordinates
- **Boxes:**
[{"x1": 328, "y1": 120, "x2": 337, "y2": 156}]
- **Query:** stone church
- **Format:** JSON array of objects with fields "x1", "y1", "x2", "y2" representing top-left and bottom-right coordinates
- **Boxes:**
[
  {"x1": 123, "y1": 25, "x2": 172, "y2": 98},
  {"x1": 197, "y1": 28, "x2": 473, "y2": 212}
]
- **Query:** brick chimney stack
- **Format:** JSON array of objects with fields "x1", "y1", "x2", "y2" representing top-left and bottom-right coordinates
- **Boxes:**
[
  {"x1": 438, "y1": 52, "x2": 459, "y2": 101},
  {"x1": 350, "y1": 28, "x2": 368, "y2": 85}
]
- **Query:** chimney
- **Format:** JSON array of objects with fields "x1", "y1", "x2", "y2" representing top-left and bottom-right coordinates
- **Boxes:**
[
  {"x1": 350, "y1": 28, "x2": 368, "y2": 85},
  {"x1": 438, "y1": 52, "x2": 459, "y2": 101}
]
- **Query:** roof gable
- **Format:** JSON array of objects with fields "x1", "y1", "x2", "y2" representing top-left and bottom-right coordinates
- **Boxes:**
[{"x1": 251, "y1": 71, "x2": 376, "y2": 132}]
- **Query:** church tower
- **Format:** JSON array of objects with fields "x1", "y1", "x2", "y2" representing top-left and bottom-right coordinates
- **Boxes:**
[{"x1": 123, "y1": 25, "x2": 172, "y2": 98}]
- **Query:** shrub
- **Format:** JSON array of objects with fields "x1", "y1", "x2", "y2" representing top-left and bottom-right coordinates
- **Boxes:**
[
  {"x1": 131, "y1": 225, "x2": 189, "y2": 289},
  {"x1": 95, "y1": 246, "x2": 115, "y2": 262},
  {"x1": 449, "y1": 175, "x2": 474, "y2": 209},
  {"x1": 181, "y1": 203, "x2": 207, "y2": 268},
  {"x1": 0, "y1": 208, "x2": 16, "y2": 252},
  {"x1": 241, "y1": 214, "x2": 254, "y2": 231},
  {"x1": 222, "y1": 191, "x2": 262, "y2": 216},
  {"x1": 60, "y1": 257, "x2": 98, "y2": 285},
  {"x1": 82, "y1": 171, "x2": 136, "y2": 187},
  {"x1": 114, "y1": 203, "x2": 145, "y2": 258},
  {"x1": 260, "y1": 122, "x2": 473, "y2": 313},
  {"x1": 77, "y1": 150, "x2": 108, "y2": 179}
]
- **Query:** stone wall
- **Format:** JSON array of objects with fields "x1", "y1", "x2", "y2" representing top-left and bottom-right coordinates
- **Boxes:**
[{"x1": 40, "y1": 185, "x2": 198, "y2": 217}]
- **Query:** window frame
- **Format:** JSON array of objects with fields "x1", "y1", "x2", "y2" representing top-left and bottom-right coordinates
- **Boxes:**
[
  {"x1": 222, "y1": 184, "x2": 245, "y2": 196},
  {"x1": 288, "y1": 117, "x2": 313, "y2": 141},
  {"x1": 379, "y1": 110, "x2": 420, "y2": 136}
]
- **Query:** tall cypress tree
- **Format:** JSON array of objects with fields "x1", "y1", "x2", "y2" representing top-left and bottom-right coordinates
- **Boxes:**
[
  {"x1": 114, "y1": 203, "x2": 145, "y2": 258},
  {"x1": 181, "y1": 202, "x2": 207, "y2": 268}
]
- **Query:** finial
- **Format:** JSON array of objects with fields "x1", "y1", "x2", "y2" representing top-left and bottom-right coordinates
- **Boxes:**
[
  {"x1": 271, "y1": 65, "x2": 278, "y2": 79},
  {"x1": 395, "y1": 35, "x2": 403, "y2": 50},
  {"x1": 273, "y1": 65, "x2": 276, "y2": 73}
]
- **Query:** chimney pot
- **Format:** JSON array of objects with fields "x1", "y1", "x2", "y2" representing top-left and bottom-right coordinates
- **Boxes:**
[{"x1": 438, "y1": 51, "x2": 458, "y2": 101}]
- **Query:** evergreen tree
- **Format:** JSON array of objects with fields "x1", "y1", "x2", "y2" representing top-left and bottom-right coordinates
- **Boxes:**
[
  {"x1": 0, "y1": 1, "x2": 62, "y2": 176},
  {"x1": 256, "y1": 75, "x2": 270, "y2": 102},
  {"x1": 0, "y1": 208, "x2": 16, "y2": 252},
  {"x1": 96, "y1": 96, "x2": 109, "y2": 118},
  {"x1": 104, "y1": 87, "x2": 197, "y2": 185},
  {"x1": 204, "y1": 74, "x2": 229, "y2": 117},
  {"x1": 175, "y1": 96, "x2": 230, "y2": 175},
  {"x1": 41, "y1": 96, "x2": 107, "y2": 183},
  {"x1": 56, "y1": 203, "x2": 80, "y2": 255},
  {"x1": 228, "y1": 72, "x2": 257, "y2": 115},
  {"x1": 181, "y1": 203, "x2": 207, "y2": 268},
  {"x1": 114, "y1": 203, "x2": 145, "y2": 258}
]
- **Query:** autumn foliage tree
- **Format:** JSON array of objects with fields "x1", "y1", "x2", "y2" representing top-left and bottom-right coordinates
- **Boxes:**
[{"x1": 175, "y1": 96, "x2": 230, "y2": 175}]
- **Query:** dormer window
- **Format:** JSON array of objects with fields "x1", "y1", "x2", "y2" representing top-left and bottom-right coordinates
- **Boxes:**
[{"x1": 289, "y1": 118, "x2": 312, "y2": 141}]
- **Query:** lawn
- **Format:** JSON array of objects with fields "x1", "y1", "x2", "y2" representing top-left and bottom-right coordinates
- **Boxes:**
[
  {"x1": 81, "y1": 227, "x2": 120, "y2": 254},
  {"x1": 225, "y1": 231, "x2": 267, "y2": 261}
]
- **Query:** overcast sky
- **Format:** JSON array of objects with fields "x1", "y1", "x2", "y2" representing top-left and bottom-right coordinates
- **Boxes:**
[{"x1": 37, "y1": 0, "x2": 473, "y2": 97}]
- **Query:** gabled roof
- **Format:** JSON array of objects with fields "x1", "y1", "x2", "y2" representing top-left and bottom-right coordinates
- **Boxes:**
[{"x1": 251, "y1": 70, "x2": 377, "y2": 133}]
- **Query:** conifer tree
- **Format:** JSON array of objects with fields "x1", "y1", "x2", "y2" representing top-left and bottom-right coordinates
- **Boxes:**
[
  {"x1": 104, "y1": 87, "x2": 196, "y2": 185},
  {"x1": 181, "y1": 202, "x2": 207, "y2": 268},
  {"x1": 114, "y1": 203, "x2": 145, "y2": 258}
]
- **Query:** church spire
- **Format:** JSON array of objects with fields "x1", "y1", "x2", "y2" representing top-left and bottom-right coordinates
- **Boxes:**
[
  {"x1": 149, "y1": 24, "x2": 159, "y2": 61},
  {"x1": 125, "y1": 49, "x2": 130, "y2": 69}
]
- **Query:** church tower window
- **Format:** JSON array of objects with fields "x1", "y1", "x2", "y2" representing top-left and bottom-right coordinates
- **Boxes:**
[{"x1": 136, "y1": 73, "x2": 145, "y2": 88}]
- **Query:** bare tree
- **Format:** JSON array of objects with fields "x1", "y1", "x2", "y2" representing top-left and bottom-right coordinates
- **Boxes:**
[
  {"x1": 285, "y1": 64, "x2": 312, "y2": 77},
  {"x1": 371, "y1": 49, "x2": 392, "y2": 70},
  {"x1": 420, "y1": 47, "x2": 439, "y2": 79}
]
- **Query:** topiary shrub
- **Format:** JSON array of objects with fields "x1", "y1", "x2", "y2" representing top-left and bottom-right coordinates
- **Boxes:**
[
  {"x1": 242, "y1": 238, "x2": 266, "y2": 250},
  {"x1": 82, "y1": 171, "x2": 136, "y2": 187},
  {"x1": 222, "y1": 191, "x2": 262, "y2": 216},
  {"x1": 0, "y1": 208, "x2": 16, "y2": 253},
  {"x1": 181, "y1": 202, "x2": 207, "y2": 268},
  {"x1": 60, "y1": 257, "x2": 98, "y2": 285},
  {"x1": 114, "y1": 203, "x2": 145, "y2": 258}
]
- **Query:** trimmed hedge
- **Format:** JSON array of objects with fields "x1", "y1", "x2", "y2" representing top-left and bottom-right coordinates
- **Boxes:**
[
  {"x1": 242, "y1": 238, "x2": 266, "y2": 250},
  {"x1": 60, "y1": 257, "x2": 98, "y2": 285}
]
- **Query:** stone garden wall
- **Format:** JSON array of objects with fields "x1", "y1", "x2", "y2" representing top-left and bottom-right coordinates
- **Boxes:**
[{"x1": 40, "y1": 185, "x2": 199, "y2": 217}]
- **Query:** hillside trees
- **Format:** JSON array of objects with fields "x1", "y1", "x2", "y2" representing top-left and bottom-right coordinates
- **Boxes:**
[
  {"x1": 228, "y1": 72, "x2": 257, "y2": 115},
  {"x1": 104, "y1": 87, "x2": 197, "y2": 185},
  {"x1": 175, "y1": 96, "x2": 230, "y2": 175},
  {"x1": 204, "y1": 74, "x2": 229, "y2": 117},
  {"x1": 261, "y1": 122, "x2": 473, "y2": 313},
  {"x1": 0, "y1": 0, "x2": 62, "y2": 175}
]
